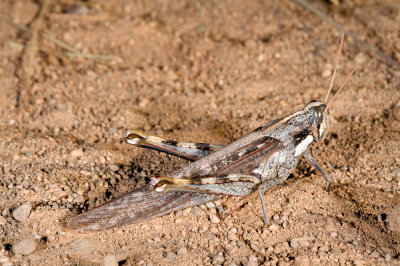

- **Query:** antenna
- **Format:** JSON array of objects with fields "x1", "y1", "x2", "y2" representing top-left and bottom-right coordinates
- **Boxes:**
[
  {"x1": 325, "y1": 65, "x2": 358, "y2": 111},
  {"x1": 325, "y1": 33, "x2": 344, "y2": 103}
]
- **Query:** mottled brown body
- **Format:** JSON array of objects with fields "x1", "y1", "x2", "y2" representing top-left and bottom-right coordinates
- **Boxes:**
[{"x1": 66, "y1": 101, "x2": 331, "y2": 231}]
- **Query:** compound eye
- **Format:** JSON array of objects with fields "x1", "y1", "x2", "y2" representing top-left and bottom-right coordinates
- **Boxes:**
[{"x1": 314, "y1": 109, "x2": 323, "y2": 123}]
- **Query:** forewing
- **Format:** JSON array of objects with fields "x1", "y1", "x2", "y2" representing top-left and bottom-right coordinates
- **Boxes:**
[{"x1": 65, "y1": 185, "x2": 215, "y2": 231}]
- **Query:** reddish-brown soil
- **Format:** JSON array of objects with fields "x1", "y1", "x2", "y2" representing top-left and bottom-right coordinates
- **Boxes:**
[{"x1": 1, "y1": 0, "x2": 400, "y2": 265}]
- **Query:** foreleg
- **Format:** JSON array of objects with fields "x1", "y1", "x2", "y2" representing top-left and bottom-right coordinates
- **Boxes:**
[{"x1": 304, "y1": 150, "x2": 332, "y2": 191}]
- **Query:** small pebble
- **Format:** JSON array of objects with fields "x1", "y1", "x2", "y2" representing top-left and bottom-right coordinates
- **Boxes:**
[
  {"x1": 321, "y1": 69, "x2": 331, "y2": 78},
  {"x1": 68, "y1": 5, "x2": 89, "y2": 15},
  {"x1": 274, "y1": 242, "x2": 289, "y2": 254},
  {"x1": 191, "y1": 207, "x2": 204, "y2": 216},
  {"x1": 104, "y1": 255, "x2": 118, "y2": 266},
  {"x1": 70, "y1": 149, "x2": 84, "y2": 158},
  {"x1": 210, "y1": 214, "x2": 221, "y2": 224},
  {"x1": 213, "y1": 253, "x2": 225, "y2": 264},
  {"x1": 13, "y1": 239, "x2": 37, "y2": 255},
  {"x1": 388, "y1": 202, "x2": 400, "y2": 236},
  {"x1": 71, "y1": 238, "x2": 93, "y2": 254},
  {"x1": 247, "y1": 255, "x2": 258, "y2": 266},
  {"x1": 177, "y1": 247, "x2": 188, "y2": 255},
  {"x1": 268, "y1": 224, "x2": 280, "y2": 232},
  {"x1": 354, "y1": 52, "x2": 367, "y2": 65},
  {"x1": 182, "y1": 208, "x2": 191, "y2": 216},
  {"x1": 141, "y1": 224, "x2": 149, "y2": 230},
  {"x1": 0, "y1": 216, "x2": 7, "y2": 225},
  {"x1": 294, "y1": 256, "x2": 310, "y2": 266},
  {"x1": 225, "y1": 244, "x2": 238, "y2": 255},
  {"x1": 325, "y1": 218, "x2": 337, "y2": 233},
  {"x1": 332, "y1": 249, "x2": 341, "y2": 254},
  {"x1": 2, "y1": 208, "x2": 10, "y2": 216},
  {"x1": 80, "y1": 170, "x2": 91, "y2": 176},
  {"x1": 109, "y1": 164, "x2": 120, "y2": 172},
  {"x1": 13, "y1": 204, "x2": 32, "y2": 222},
  {"x1": 290, "y1": 236, "x2": 314, "y2": 249},
  {"x1": 205, "y1": 202, "x2": 216, "y2": 209},
  {"x1": 154, "y1": 225, "x2": 161, "y2": 230},
  {"x1": 210, "y1": 226, "x2": 219, "y2": 234},
  {"x1": 166, "y1": 251, "x2": 176, "y2": 259},
  {"x1": 353, "y1": 259, "x2": 366, "y2": 265},
  {"x1": 228, "y1": 231, "x2": 239, "y2": 241},
  {"x1": 319, "y1": 245, "x2": 329, "y2": 252},
  {"x1": 99, "y1": 156, "x2": 106, "y2": 164},
  {"x1": 370, "y1": 251, "x2": 380, "y2": 258}
]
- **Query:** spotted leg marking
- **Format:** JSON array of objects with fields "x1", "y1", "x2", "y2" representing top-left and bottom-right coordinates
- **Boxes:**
[{"x1": 126, "y1": 129, "x2": 224, "y2": 161}]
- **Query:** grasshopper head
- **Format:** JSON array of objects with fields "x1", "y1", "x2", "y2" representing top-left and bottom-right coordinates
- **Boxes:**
[{"x1": 304, "y1": 100, "x2": 328, "y2": 143}]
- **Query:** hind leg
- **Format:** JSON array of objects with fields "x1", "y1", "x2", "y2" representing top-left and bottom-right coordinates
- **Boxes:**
[{"x1": 126, "y1": 129, "x2": 224, "y2": 161}]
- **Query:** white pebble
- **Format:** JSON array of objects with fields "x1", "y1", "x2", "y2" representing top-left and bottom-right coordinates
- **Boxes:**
[
  {"x1": 71, "y1": 238, "x2": 93, "y2": 254},
  {"x1": 13, "y1": 204, "x2": 32, "y2": 222},
  {"x1": 247, "y1": 255, "x2": 258, "y2": 266},
  {"x1": 321, "y1": 69, "x2": 332, "y2": 78},
  {"x1": 213, "y1": 253, "x2": 225, "y2": 264},
  {"x1": 13, "y1": 239, "x2": 37, "y2": 256},
  {"x1": 70, "y1": 149, "x2": 84, "y2": 158},
  {"x1": 210, "y1": 214, "x2": 221, "y2": 224},
  {"x1": 268, "y1": 224, "x2": 280, "y2": 232},
  {"x1": 177, "y1": 247, "x2": 188, "y2": 255},
  {"x1": 0, "y1": 216, "x2": 7, "y2": 225},
  {"x1": 325, "y1": 218, "x2": 337, "y2": 232},
  {"x1": 205, "y1": 202, "x2": 216, "y2": 209},
  {"x1": 354, "y1": 53, "x2": 367, "y2": 65},
  {"x1": 104, "y1": 255, "x2": 118, "y2": 266}
]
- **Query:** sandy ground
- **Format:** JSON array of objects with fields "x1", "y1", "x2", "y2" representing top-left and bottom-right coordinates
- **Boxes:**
[{"x1": 1, "y1": 0, "x2": 400, "y2": 265}]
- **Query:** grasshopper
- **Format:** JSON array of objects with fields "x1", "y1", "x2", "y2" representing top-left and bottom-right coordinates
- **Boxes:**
[{"x1": 66, "y1": 35, "x2": 356, "y2": 231}]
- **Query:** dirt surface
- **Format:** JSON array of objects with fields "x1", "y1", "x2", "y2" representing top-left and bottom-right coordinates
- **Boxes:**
[{"x1": 1, "y1": 0, "x2": 400, "y2": 265}]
